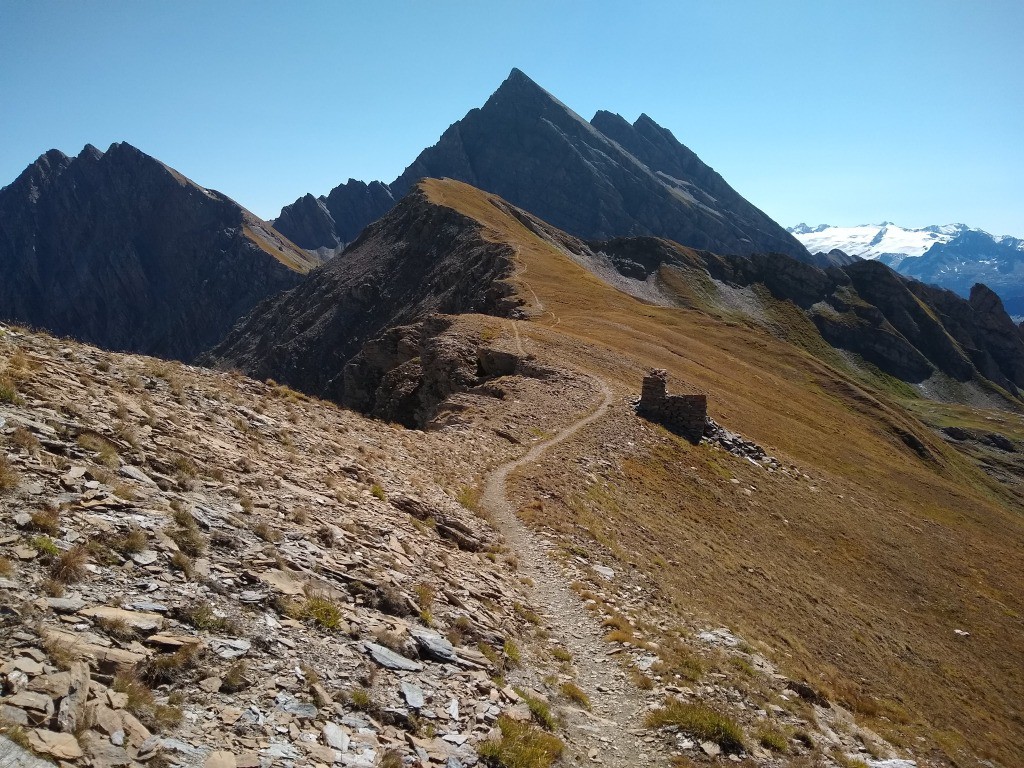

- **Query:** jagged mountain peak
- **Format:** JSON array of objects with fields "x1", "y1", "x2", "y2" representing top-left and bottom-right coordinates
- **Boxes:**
[
  {"x1": 275, "y1": 71, "x2": 808, "y2": 260},
  {"x1": 0, "y1": 142, "x2": 317, "y2": 360}
]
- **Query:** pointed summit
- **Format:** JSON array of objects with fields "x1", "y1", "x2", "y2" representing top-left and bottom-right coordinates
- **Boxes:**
[{"x1": 276, "y1": 71, "x2": 808, "y2": 260}]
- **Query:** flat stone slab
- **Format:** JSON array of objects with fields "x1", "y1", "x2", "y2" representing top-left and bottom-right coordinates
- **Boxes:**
[
  {"x1": 79, "y1": 605, "x2": 164, "y2": 632},
  {"x1": 363, "y1": 642, "x2": 423, "y2": 671},
  {"x1": 410, "y1": 628, "x2": 457, "y2": 663}
]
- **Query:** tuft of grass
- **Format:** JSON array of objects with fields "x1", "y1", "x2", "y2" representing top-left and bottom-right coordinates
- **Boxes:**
[
  {"x1": 169, "y1": 551, "x2": 194, "y2": 579},
  {"x1": 177, "y1": 601, "x2": 239, "y2": 634},
  {"x1": 112, "y1": 525, "x2": 148, "y2": 555},
  {"x1": 0, "y1": 376, "x2": 19, "y2": 404},
  {"x1": 169, "y1": 525, "x2": 206, "y2": 556},
  {"x1": 370, "y1": 483, "x2": 386, "y2": 500},
  {"x1": 29, "y1": 506, "x2": 61, "y2": 535},
  {"x1": 252, "y1": 521, "x2": 281, "y2": 543},
  {"x1": 0, "y1": 557, "x2": 12, "y2": 576},
  {"x1": 11, "y1": 426, "x2": 41, "y2": 454},
  {"x1": 0, "y1": 454, "x2": 20, "y2": 493},
  {"x1": 559, "y1": 681, "x2": 591, "y2": 710},
  {"x1": 140, "y1": 646, "x2": 202, "y2": 687},
  {"x1": 514, "y1": 602, "x2": 542, "y2": 625},
  {"x1": 98, "y1": 616, "x2": 137, "y2": 640},
  {"x1": 757, "y1": 724, "x2": 789, "y2": 753},
  {"x1": 113, "y1": 672, "x2": 183, "y2": 732},
  {"x1": 456, "y1": 485, "x2": 481, "y2": 511},
  {"x1": 77, "y1": 433, "x2": 119, "y2": 468},
  {"x1": 299, "y1": 591, "x2": 344, "y2": 630},
  {"x1": 478, "y1": 715, "x2": 564, "y2": 768},
  {"x1": 644, "y1": 699, "x2": 744, "y2": 753},
  {"x1": 50, "y1": 544, "x2": 90, "y2": 584},
  {"x1": 551, "y1": 647, "x2": 572, "y2": 663},
  {"x1": 31, "y1": 535, "x2": 60, "y2": 557},
  {"x1": 348, "y1": 687, "x2": 379, "y2": 715},
  {"x1": 504, "y1": 639, "x2": 522, "y2": 667},
  {"x1": 379, "y1": 750, "x2": 403, "y2": 768},
  {"x1": 515, "y1": 688, "x2": 559, "y2": 731},
  {"x1": 221, "y1": 660, "x2": 251, "y2": 693}
]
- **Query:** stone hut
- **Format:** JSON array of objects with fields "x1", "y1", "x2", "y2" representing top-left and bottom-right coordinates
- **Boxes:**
[{"x1": 636, "y1": 369, "x2": 707, "y2": 442}]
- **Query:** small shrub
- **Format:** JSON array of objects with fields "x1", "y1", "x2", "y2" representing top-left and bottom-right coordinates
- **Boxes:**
[
  {"x1": 478, "y1": 715, "x2": 564, "y2": 768},
  {"x1": 644, "y1": 699, "x2": 744, "y2": 754},
  {"x1": 42, "y1": 635, "x2": 77, "y2": 669},
  {"x1": 375, "y1": 584, "x2": 412, "y2": 617},
  {"x1": 210, "y1": 530, "x2": 240, "y2": 550},
  {"x1": 177, "y1": 601, "x2": 240, "y2": 634},
  {"x1": 370, "y1": 483, "x2": 386, "y2": 500},
  {"x1": 50, "y1": 544, "x2": 90, "y2": 584},
  {"x1": 559, "y1": 681, "x2": 591, "y2": 710},
  {"x1": 551, "y1": 647, "x2": 572, "y2": 663}
]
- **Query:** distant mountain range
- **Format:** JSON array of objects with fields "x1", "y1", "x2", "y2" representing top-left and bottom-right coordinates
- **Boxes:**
[
  {"x1": 790, "y1": 222, "x2": 1024, "y2": 318},
  {"x1": 274, "y1": 68, "x2": 810, "y2": 262}
]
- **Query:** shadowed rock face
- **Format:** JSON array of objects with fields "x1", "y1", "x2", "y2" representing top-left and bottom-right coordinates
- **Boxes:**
[
  {"x1": 202, "y1": 185, "x2": 522, "y2": 401},
  {"x1": 0, "y1": 143, "x2": 316, "y2": 361},
  {"x1": 274, "y1": 68, "x2": 809, "y2": 260}
]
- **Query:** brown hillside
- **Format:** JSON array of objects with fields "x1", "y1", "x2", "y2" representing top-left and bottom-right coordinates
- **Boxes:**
[{"x1": 421, "y1": 178, "x2": 1024, "y2": 766}]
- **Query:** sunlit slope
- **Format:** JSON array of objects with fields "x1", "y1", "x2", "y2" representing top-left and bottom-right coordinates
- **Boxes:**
[{"x1": 422, "y1": 178, "x2": 1024, "y2": 764}]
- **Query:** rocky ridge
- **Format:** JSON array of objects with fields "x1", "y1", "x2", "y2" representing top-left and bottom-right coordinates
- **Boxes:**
[
  {"x1": 0, "y1": 143, "x2": 318, "y2": 362},
  {"x1": 273, "y1": 69, "x2": 809, "y2": 261}
]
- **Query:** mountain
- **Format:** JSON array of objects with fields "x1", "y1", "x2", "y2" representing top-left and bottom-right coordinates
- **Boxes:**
[
  {"x1": 204, "y1": 178, "x2": 1024, "y2": 765},
  {"x1": 273, "y1": 68, "x2": 809, "y2": 261},
  {"x1": 790, "y1": 222, "x2": 1024, "y2": 317},
  {"x1": 211, "y1": 179, "x2": 1024, "y2": 412},
  {"x1": 0, "y1": 143, "x2": 318, "y2": 361}
]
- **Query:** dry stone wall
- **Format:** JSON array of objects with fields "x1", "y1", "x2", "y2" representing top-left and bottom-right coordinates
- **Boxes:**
[{"x1": 636, "y1": 368, "x2": 707, "y2": 442}]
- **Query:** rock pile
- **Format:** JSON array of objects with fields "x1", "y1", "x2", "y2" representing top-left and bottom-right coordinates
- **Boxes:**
[{"x1": 702, "y1": 418, "x2": 783, "y2": 470}]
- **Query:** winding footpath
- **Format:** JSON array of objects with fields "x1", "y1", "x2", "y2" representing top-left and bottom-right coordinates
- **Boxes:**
[{"x1": 480, "y1": 361, "x2": 661, "y2": 766}]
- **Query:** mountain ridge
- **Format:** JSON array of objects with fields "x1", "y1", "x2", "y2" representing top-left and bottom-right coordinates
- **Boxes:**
[
  {"x1": 0, "y1": 142, "x2": 318, "y2": 361},
  {"x1": 790, "y1": 221, "x2": 1024, "y2": 317}
]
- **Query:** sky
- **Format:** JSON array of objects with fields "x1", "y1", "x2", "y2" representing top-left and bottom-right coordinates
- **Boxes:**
[{"x1": 1, "y1": 1, "x2": 1022, "y2": 235}]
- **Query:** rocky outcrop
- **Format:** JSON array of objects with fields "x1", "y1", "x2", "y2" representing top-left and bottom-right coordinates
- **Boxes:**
[
  {"x1": 275, "y1": 69, "x2": 809, "y2": 261},
  {"x1": 0, "y1": 143, "x2": 317, "y2": 361},
  {"x1": 344, "y1": 316, "x2": 556, "y2": 428},
  {"x1": 203, "y1": 184, "x2": 523, "y2": 401}
]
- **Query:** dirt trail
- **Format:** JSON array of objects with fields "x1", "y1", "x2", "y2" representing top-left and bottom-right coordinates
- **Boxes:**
[{"x1": 481, "y1": 364, "x2": 661, "y2": 766}]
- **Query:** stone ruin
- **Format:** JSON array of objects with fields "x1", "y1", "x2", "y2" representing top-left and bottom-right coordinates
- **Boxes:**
[{"x1": 636, "y1": 368, "x2": 708, "y2": 443}]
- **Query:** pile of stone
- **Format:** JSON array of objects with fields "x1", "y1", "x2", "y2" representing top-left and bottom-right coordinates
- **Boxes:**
[{"x1": 702, "y1": 418, "x2": 783, "y2": 470}]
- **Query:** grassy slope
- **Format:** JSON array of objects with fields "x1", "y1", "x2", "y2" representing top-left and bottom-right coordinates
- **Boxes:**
[{"x1": 422, "y1": 178, "x2": 1024, "y2": 765}]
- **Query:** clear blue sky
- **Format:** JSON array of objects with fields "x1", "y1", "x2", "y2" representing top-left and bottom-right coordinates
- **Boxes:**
[{"x1": 2, "y1": 1, "x2": 1022, "y2": 235}]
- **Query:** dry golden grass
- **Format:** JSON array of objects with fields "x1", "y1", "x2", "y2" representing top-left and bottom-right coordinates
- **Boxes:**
[{"x1": 422, "y1": 178, "x2": 1024, "y2": 765}]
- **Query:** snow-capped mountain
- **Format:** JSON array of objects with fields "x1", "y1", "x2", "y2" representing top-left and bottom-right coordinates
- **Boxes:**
[{"x1": 788, "y1": 223, "x2": 1024, "y2": 319}]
